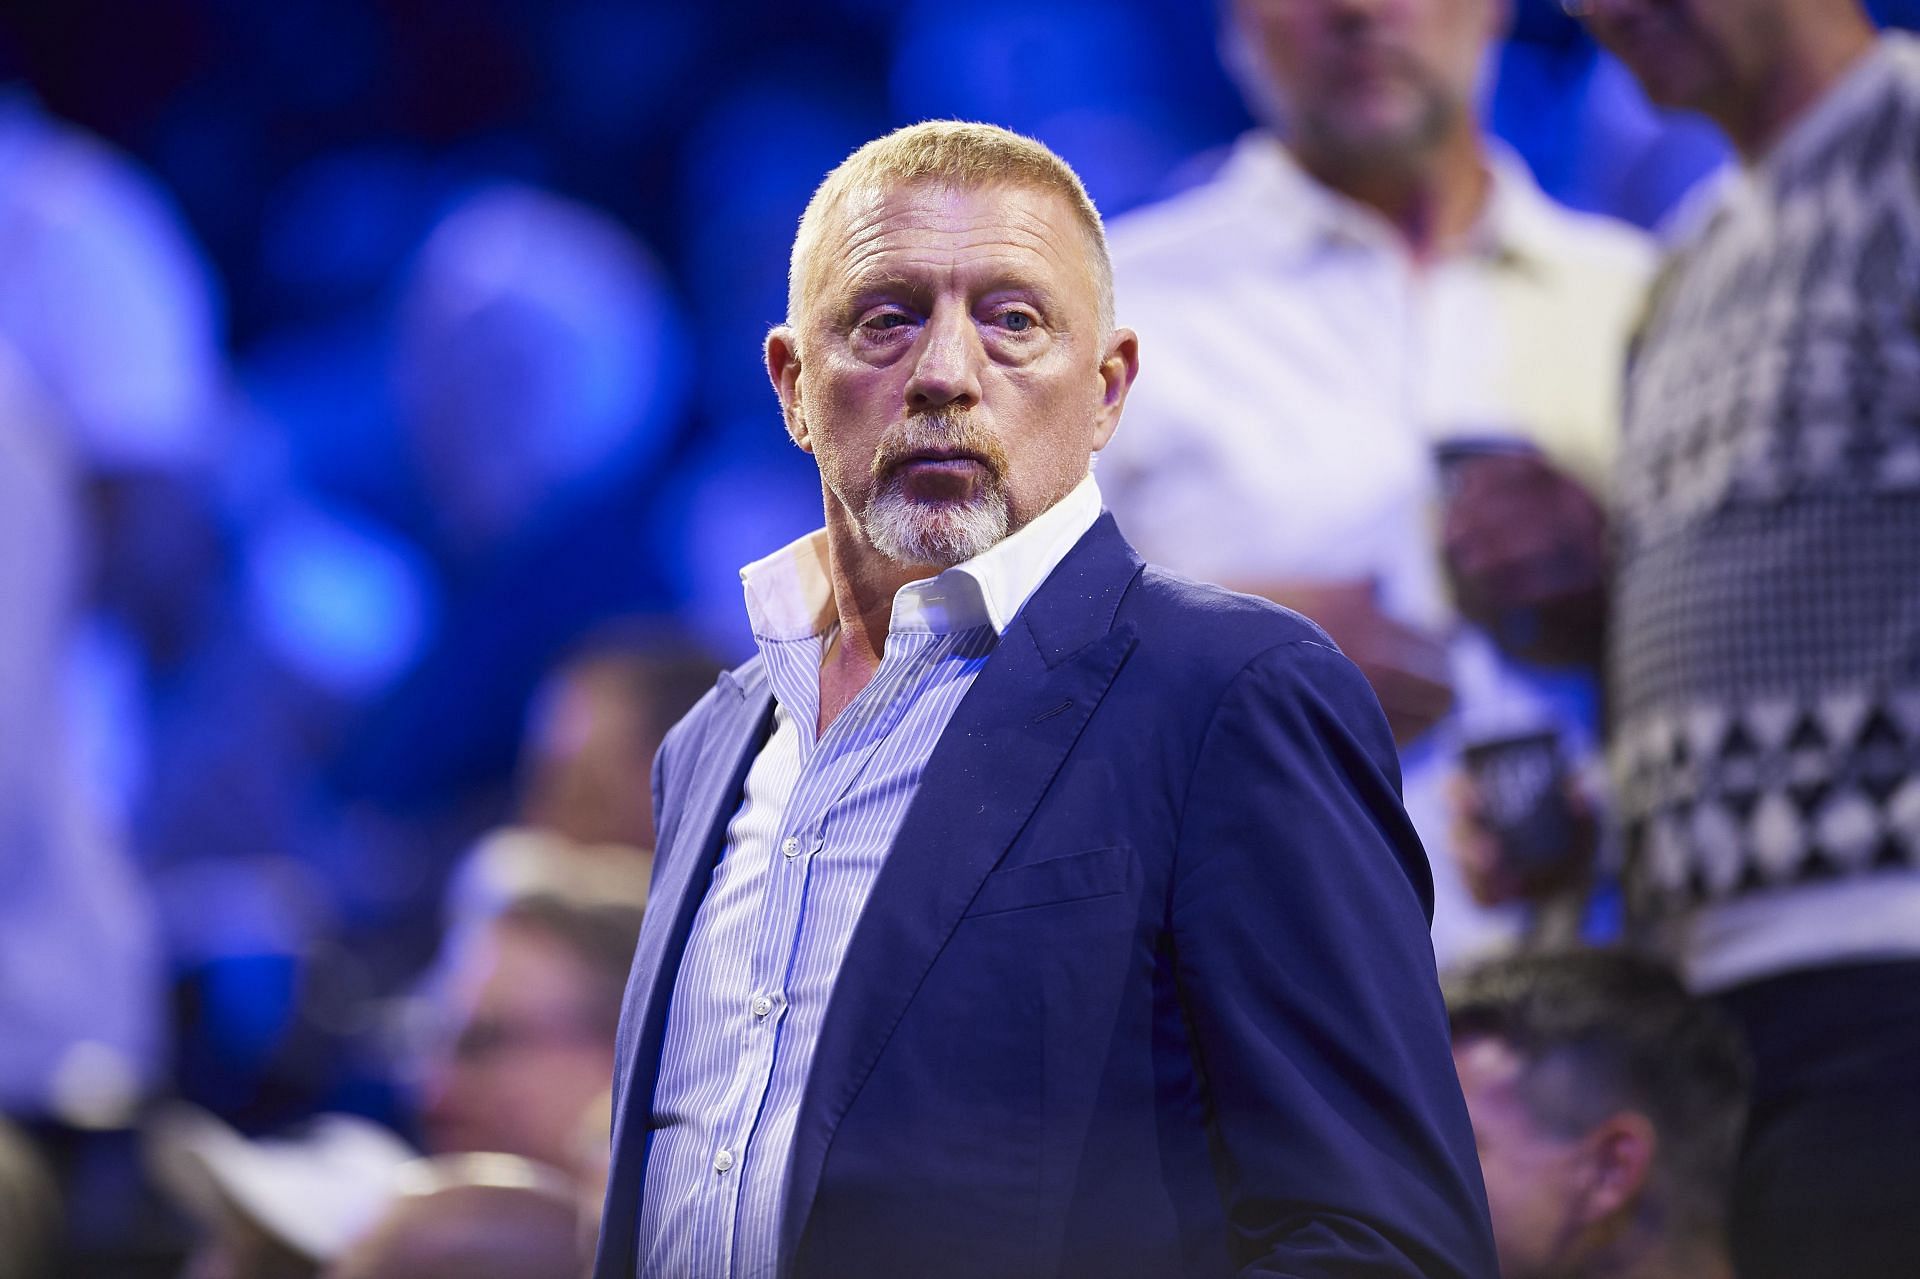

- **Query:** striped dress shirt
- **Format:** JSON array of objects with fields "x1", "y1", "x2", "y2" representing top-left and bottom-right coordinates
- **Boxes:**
[{"x1": 634, "y1": 475, "x2": 1104, "y2": 1278}]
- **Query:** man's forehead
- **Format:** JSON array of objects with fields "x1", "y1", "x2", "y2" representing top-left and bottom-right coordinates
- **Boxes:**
[
  {"x1": 825, "y1": 180, "x2": 1077, "y2": 251},
  {"x1": 806, "y1": 179, "x2": 1095, "y2": 299}
]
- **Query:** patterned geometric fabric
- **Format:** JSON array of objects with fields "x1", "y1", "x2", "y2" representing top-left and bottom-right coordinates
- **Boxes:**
[{"x1": 1611, "y1": 38, "x2": 1920, "y2": 918}]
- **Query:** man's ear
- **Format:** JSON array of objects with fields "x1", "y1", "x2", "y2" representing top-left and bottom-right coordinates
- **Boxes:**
[
  {"x1": 767, "y1": 326, "x2": 811, "y2": 452},
  {"x1": 1573, "y1": 1111, "x2": 1658, "y2": 1228},
  {"x1": 1090, "y1": 326, "x2": 1140, "y2": 452}
]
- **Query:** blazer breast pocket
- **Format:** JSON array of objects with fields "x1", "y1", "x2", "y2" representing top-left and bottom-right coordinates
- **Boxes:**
[{"x1": 960, "y1": 845, "x2": 1132, "y2": 920}]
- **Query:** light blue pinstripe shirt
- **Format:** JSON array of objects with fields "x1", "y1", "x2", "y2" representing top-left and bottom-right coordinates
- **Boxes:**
[{"x1": 635, "y1": 476, "x2": 1104, "y2": 1278}]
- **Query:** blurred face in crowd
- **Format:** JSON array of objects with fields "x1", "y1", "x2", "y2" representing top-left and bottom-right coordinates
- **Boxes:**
[
  {"x1": 1569, "y1": 0, "x2": 1762, "y2": 120},
  {"x1": 519, "y1": 657, "x2": 663, "y2": 850},
  {"x1": 1453, "y1": 1036, "x2": 1598, "y2": 1278},
  {"x1": 1229, "y1": 0, "x2": 1500, "y2": 171},
  {"x1": 767, "y1": 180, "x2": 1136, "y2": 570},
  {"x1": 418, "y1": 918, "x2": 616, "y2": 1175}
]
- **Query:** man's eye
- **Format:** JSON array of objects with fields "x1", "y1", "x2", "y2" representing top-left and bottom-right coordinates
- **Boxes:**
[
  {"x1": 997, "y1": 311, "x2": 1035, "y2": 332},
  {"x1": 863, "y1": 312, "x2": 911, "y2": 331}
]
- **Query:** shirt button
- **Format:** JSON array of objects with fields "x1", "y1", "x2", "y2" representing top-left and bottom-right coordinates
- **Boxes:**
[
  {"x1": 781, "y1": 836, "x2": 801, "y2": 857},
  {"x1": 751, "y1": 996, "x2": 774, "y2": 1018},
  {"x1": 713, "y1": 1149, "x2": 735, "y2": 1173}
]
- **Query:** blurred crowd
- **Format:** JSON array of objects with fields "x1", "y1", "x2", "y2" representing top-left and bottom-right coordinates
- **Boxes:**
[{"x1": 2, "y1": 0, "x2": 1918, "y2": 1276}]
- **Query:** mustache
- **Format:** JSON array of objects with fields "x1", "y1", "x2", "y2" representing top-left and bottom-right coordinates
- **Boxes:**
[{"x1": 870, "y1": 411, "x2": 1008, "y2": 483}]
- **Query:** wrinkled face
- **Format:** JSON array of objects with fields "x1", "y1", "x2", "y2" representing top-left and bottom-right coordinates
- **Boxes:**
[
  {"x1": 1454, "y1": 1037, "x2": 1589, "y2": 1279},
  {"x1": 1229, "y1": 0, "x2": 1497, "y2": 168},
  {"x1": 418, "y1": 921, "x2": 615, "y2": 1173},
  {"x1": 1572, "y1": 0, "x2": 1757, "y2": 120},
  {"x1": 770, "y1": 181, "x2": 1135, "y2": 570}
]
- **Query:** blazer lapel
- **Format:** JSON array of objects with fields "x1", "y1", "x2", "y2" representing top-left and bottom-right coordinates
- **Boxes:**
[
  {"x1": 596, "y1": 662, "x2": 774, "y2": 1279},
  {"x1": 779, "y1": 515, "x2": 1145, "y2": 1266}
]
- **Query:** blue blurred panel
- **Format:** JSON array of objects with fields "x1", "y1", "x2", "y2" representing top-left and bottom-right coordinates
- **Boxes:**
[
  {"x1": 258, "y1": 145, "x2": 442, "y2": 316},
  {"x1": 186, "y1": 952, "x2": 301, "y2": 1087},
  {"x1": 1025, "y1": 106, "x2": 1196, "y2": 219},
  {"x1": 205, "y1": 0, "x2": 387, "y2": 114},
  {"x1": 678, "y1": 84, "x2": 879, "y2": 421},
  {"x1": 650, "y1": 420, "x2": 824, "y2": 663},
  {"x1": 889, "y1": 0, "x2": 1164, "y2": 131},
  {"x1": 1491, "y1": 35, "x2": 1729, "y2": 229},
  {"x1": 395, "y1": 182, "x2": 692, "y2": 553},
  {"x1": 542, "y1": 2, "x2": 718, "y2": 149},
  {"x1": 1869, "y1": 0, "x2": 1920, "y2": 27},
  {"x1": 240, "y1": 317, "x2": 408, "y2": 520},
  {"x1": 244, "y1": 501, "x2": 438, "y2": 698}
]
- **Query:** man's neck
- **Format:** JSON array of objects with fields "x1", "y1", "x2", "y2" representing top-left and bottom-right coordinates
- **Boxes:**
[
  {"x1": 1718, "y1": 11, "x2": 1877, "y2": 161},
  {"x1": 1293, "y1": 124, "x2": 1491, "y2": 266},
  {"x1": 815, "y1": 515, "x2": 936, "y2": 735}
]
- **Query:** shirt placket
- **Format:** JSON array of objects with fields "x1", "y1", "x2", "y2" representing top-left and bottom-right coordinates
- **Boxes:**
[
  {"x1": 710, "y1": 631, "x2": 947, "y2": 1271},
  {"x1": 679, "y1": 634, "x2": 821, "y2": 1275}
]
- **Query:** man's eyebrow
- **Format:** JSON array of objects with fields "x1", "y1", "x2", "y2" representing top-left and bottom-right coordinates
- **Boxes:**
[
  {"x1": 835, "y1": 269, "x2": 923, "y2": 304},
  {"x1": 978, "y1": 274, "x2": 1061, "y2": 307},
  {"x1": 828, "y1": 267, "x2": 1065, "y2": 315}
]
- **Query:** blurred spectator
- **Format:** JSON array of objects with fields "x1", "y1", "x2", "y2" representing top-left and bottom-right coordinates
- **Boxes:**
[
  {"x1": 1447, "y1": 950, "x2": 1749, "y2": 1279},
  {"x1": 0, "y1": 83, "x2": 229, "y2": 789},
  {"x1": 414, "y1": 894, "x2": 642, "y2": 1186},
  {"x1": 325, "y1": 1154, "x2": 585, "y2": 1279},
  {"x1": 0, "y1": 1117, "x2": 59, "y2": 1279},
  {"x1": 323, "y1": 183, "x2": 693, "y2": 887},
  {"x1": 432, "y1": 632, "x2": 714, "y2": 1002},
  {"x1": 1099, "y1": 0, "x2": 1654, "y2": 963},
  {"x1": 513, "y1": 632, "x2": 723, "y2": 854},
  {"x1": 391, "y1": 182, "x2": 685, "y2": 565},
  {"x1": 0, "y1": 89, "x2": 219, "y2": 1130},
  {"x1": 147, "y1": 1107, "x2": 414, "y2": 1279},
  {"x1": 0, "y1": 88, "x2": 223, "y2": 477},
  {"x1": 0, "y1": 337, "x2": 165, "y2": 1128},
  {"x1": 1478, "y1": 5, "x2": 1920, "y2": 1275}
]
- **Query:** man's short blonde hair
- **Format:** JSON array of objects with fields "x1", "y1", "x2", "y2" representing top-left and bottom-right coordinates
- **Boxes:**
[{"x1": 786, "y1": 120, "x2": 1114, "y2": 336}]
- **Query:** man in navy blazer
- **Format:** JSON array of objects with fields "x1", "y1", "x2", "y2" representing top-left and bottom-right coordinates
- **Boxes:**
[{"x1": 594, "y1": 122, "x2": 1496, "y2": 1279}]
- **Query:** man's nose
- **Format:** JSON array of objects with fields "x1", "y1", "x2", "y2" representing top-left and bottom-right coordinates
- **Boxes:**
[{"x1": 904, "y1": 307, "x2": 984, "y2": 413}]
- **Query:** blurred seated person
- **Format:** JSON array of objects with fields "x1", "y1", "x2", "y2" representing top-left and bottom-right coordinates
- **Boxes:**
[
  {"x1": 414, "y1": 894, "x2": 643, "y2": 1189},
  {"x1": 514, "y1": 631, "x2": 723, "y2": 854},
  {"x1": 146, "y1": 1107, "x2": 414, "y2": 1279},
  {"x1": 441, "y1": 632, "x2": 720, "y2": 932},
  {"x1": 1447, "y1": 950, "x2": 1750, "y2": 1279},
  {"x1": 325, "y1": 1153, "x2": 586, "y2": 1279}
]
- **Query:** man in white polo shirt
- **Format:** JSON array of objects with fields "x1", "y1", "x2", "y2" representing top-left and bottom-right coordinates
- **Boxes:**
[{"x1": 1101, "y1": 0, "x2": 1655, "y2": 964}]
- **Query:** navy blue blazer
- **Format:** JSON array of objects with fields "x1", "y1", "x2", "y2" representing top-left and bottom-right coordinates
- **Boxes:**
[{"x1": 594, "y1": 515, "x2": 1496, "y2": 1278}]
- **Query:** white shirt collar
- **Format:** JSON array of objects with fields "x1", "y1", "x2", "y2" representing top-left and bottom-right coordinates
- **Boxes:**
[
  {"x1": 1221, "y1": 129, "x2": 1561, "y2": 274},
  {"x1": 739, "y1": 472, "x2": 1105, "y2": 643}
]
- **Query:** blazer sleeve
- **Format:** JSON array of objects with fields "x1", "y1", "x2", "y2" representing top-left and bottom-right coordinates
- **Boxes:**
[{"x1": 1170, "y1": 639, "x2": 1497, "y2": 1279}]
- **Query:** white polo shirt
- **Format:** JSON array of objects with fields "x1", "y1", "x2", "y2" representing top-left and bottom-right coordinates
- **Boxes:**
[{"x1": 1101, "y1": 132, "x2": 1655, "y2": 964}]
